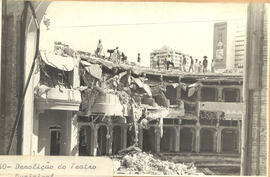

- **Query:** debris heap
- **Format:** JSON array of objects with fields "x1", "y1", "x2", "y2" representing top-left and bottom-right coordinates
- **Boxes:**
[{"x1": 112, "y1": 148, "x2": 200, "y2": 175}]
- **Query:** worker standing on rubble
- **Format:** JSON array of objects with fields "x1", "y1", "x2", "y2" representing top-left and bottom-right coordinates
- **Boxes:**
[
  {"x1": 137, "y1": 53, "x2": 141, "y2": 63},
  {"x1": 95, "y1": 39, "x2": 103, "y2": 57},
  {"x1": 166, "y1": 55, "x2": 174, "y2": 70},
  {"x1": 121, "y1": 52, "x2": 127, "y2": 63},
  {"x1": 188, "y1": 56, "x2": 194, "y2": 72},
  {"x1": 183, "y1": 56, "x2": 187, "y2": 72},
  {"x1": 157, "y1": 56, "x2": 161, "y2": 70},
  {"x1": 203, "y1": 56, "x2": 208, "y2": 73},
  {"x1": 114, "y1": 47, "x2": 121, "y2": 62}
]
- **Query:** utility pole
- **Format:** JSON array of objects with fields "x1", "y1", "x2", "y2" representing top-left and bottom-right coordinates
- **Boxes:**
[{"x1": 240, "y1": 3, "x2": 265, "y2": 175}]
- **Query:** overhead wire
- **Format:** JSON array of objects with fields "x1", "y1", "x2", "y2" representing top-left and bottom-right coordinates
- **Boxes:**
[{"x1": 49, "y1": 18, "x2": 247, "y2": 29}]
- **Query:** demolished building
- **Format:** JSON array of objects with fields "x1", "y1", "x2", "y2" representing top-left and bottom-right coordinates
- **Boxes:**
[
  {"x1": 29, "y1": 43, "x2": 243, "y2": 167},
  {"x1": 1, "y1": 2, "x2": 267, "y2": 176}
]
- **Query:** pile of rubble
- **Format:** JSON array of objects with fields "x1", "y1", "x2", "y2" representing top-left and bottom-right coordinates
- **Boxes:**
[{"x1": 112, "y1": 147, "x2": 201, "y2": 175}]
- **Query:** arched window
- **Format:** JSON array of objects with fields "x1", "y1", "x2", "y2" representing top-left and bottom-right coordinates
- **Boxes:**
[
  {"x1": 112, "y1": 126, "x2": 122, "y2": 155},
  {"x1": 221, "y1": 129, "x2": 239, "y2": 153},
  {"x1": 180, "y1": 127, "x2": 196, "y2": 152},
  {"x1": 160, "y1": 127, "x2": 176, "y2": 152},
  {"x1": 200, "y1": 128, "x2": 217, "y2": 153},
  {"x1": 97, "y1": 125, "x2": 108, "y2": 156}
]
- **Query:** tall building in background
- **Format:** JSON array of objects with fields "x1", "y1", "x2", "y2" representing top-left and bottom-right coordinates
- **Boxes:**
[
  {"x1": 213, "y1": 21, "x2": 246, "y2": 71},
  {"x1": 234, "y1": 22, "x2": 246, "y2": 69},
  {"x1": 150, "y1": 46, "x2": 188, "y2": 69}
]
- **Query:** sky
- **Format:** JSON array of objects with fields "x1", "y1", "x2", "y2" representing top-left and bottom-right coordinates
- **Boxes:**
[{"x1": 39, "y1": 2, "x2": 247, "y2": 67}]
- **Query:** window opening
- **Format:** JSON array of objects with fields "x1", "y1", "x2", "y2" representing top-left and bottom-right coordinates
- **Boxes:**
[
  {"x1": 180, "y1": 128, "x2": 195, "y2": 152},
  {"x1": 160, "y1": 127, "x2": 176, "y2": 152},
  {"x1": 97, "y1": 125, "x2": 107, "y2": 156},
  {"x1": 142, "y1": 127, "x2": 155, "y2": 152},
  {"x1": 221, "y1": 129, "x2": 239, "y2": 153},
  {"x1": 222, "y1": 88, "x2": 240, "y2": 102},
  {"x1": 201, "y1": 87, "x2": 218, "y2": 102},
  {"x1": 200, "y1": 128, "x2": 216, "y2": 153}
]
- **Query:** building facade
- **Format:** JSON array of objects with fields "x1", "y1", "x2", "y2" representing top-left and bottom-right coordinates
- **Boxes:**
[{"x1": 150, "y1": 46, "x2": 188, "y2": 70}]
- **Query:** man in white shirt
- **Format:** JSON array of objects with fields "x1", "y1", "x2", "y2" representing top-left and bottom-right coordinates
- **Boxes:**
[
  {"x1": 95, "y1": 39, "x2": 103, "y2": 57},
  {"x1": 166, "y1": 55, "x2": 174, "y2": 70}
]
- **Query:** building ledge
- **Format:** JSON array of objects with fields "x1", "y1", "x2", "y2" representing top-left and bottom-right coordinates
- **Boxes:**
[
  {"x1": 35, "y1": 98, "x2": 81, "y2": 111},
  {"x1": 81, "y1": 56, "x2": 243, "y2": 81},
  {"x1": 199, "y1": 101, "x2": 243, "y2": 120}
]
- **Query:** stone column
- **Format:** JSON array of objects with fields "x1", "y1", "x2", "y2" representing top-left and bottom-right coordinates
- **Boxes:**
[
  {"x1": 22, "y1": 32, "x2": 37, "y2": 155},
  {"x1": 238, "y1": 121, "x2": 242, "y2": 153},
  {"x1": 217, "y1": 87, "x2": 223, "y2": 102},
  {"x1": 138, "y1": 126, "x2": 143, "y2": 149},
  {"x1": 175, "y1": 126, "x2": 180, "y2": 152},
  {"x1": 195, "y1": 128, "x2": 200, "y2": 153},
  {"x1": 216, "y1": 113, "x2": 221, "y2": 153},
  {"x1": 197, "y1": 87, "x2": 202, "y2": 101},
  {"x1": 69, "y1": 112, "x2": 79, "y2": 156},
  {"x1": 93, "y1": 124, "x2": 98, "y2": 156},
  {"x1": 239, "y1": 86, "x2": 243, "y2": 102},
  {"x1": 107, "y1": 125, "x2": 113, "y2": 155},
  {"x1": 155, "y1": 126, "x2": 161, "y2": 153},
  {"x1": 216, "y1": 128, "x2": 222, "y2": 153},
  {"x1": 31, "y1": 109, "x2": 42, "y2": 155},
  {"x1": 177, "y1": 76, "x2": 182, "y2": 103}
]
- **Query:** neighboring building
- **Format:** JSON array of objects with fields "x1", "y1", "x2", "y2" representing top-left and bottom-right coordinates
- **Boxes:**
[
  {"x1": 213, "y1": 20, "x2": 247, "y2": 71},
  {"x1": 234, "y1": 22, "x2": 246, "y2": 69},
  {"x1": 150, "y1": 46, "x2": 188, "y2": 69}
]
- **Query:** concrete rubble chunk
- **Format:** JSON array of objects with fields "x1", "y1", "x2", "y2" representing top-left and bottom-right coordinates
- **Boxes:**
[{"x1": 84, "y1": 64, "x2": 102, "y2": 80}]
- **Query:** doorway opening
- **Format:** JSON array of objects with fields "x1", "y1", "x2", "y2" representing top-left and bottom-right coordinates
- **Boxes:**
[
  {"x1": 50, "y1": 129, "x2": 61, "y2": 155},
  {"x1": 79, "y1": 126, "x2": 92, "y2": 156}
]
